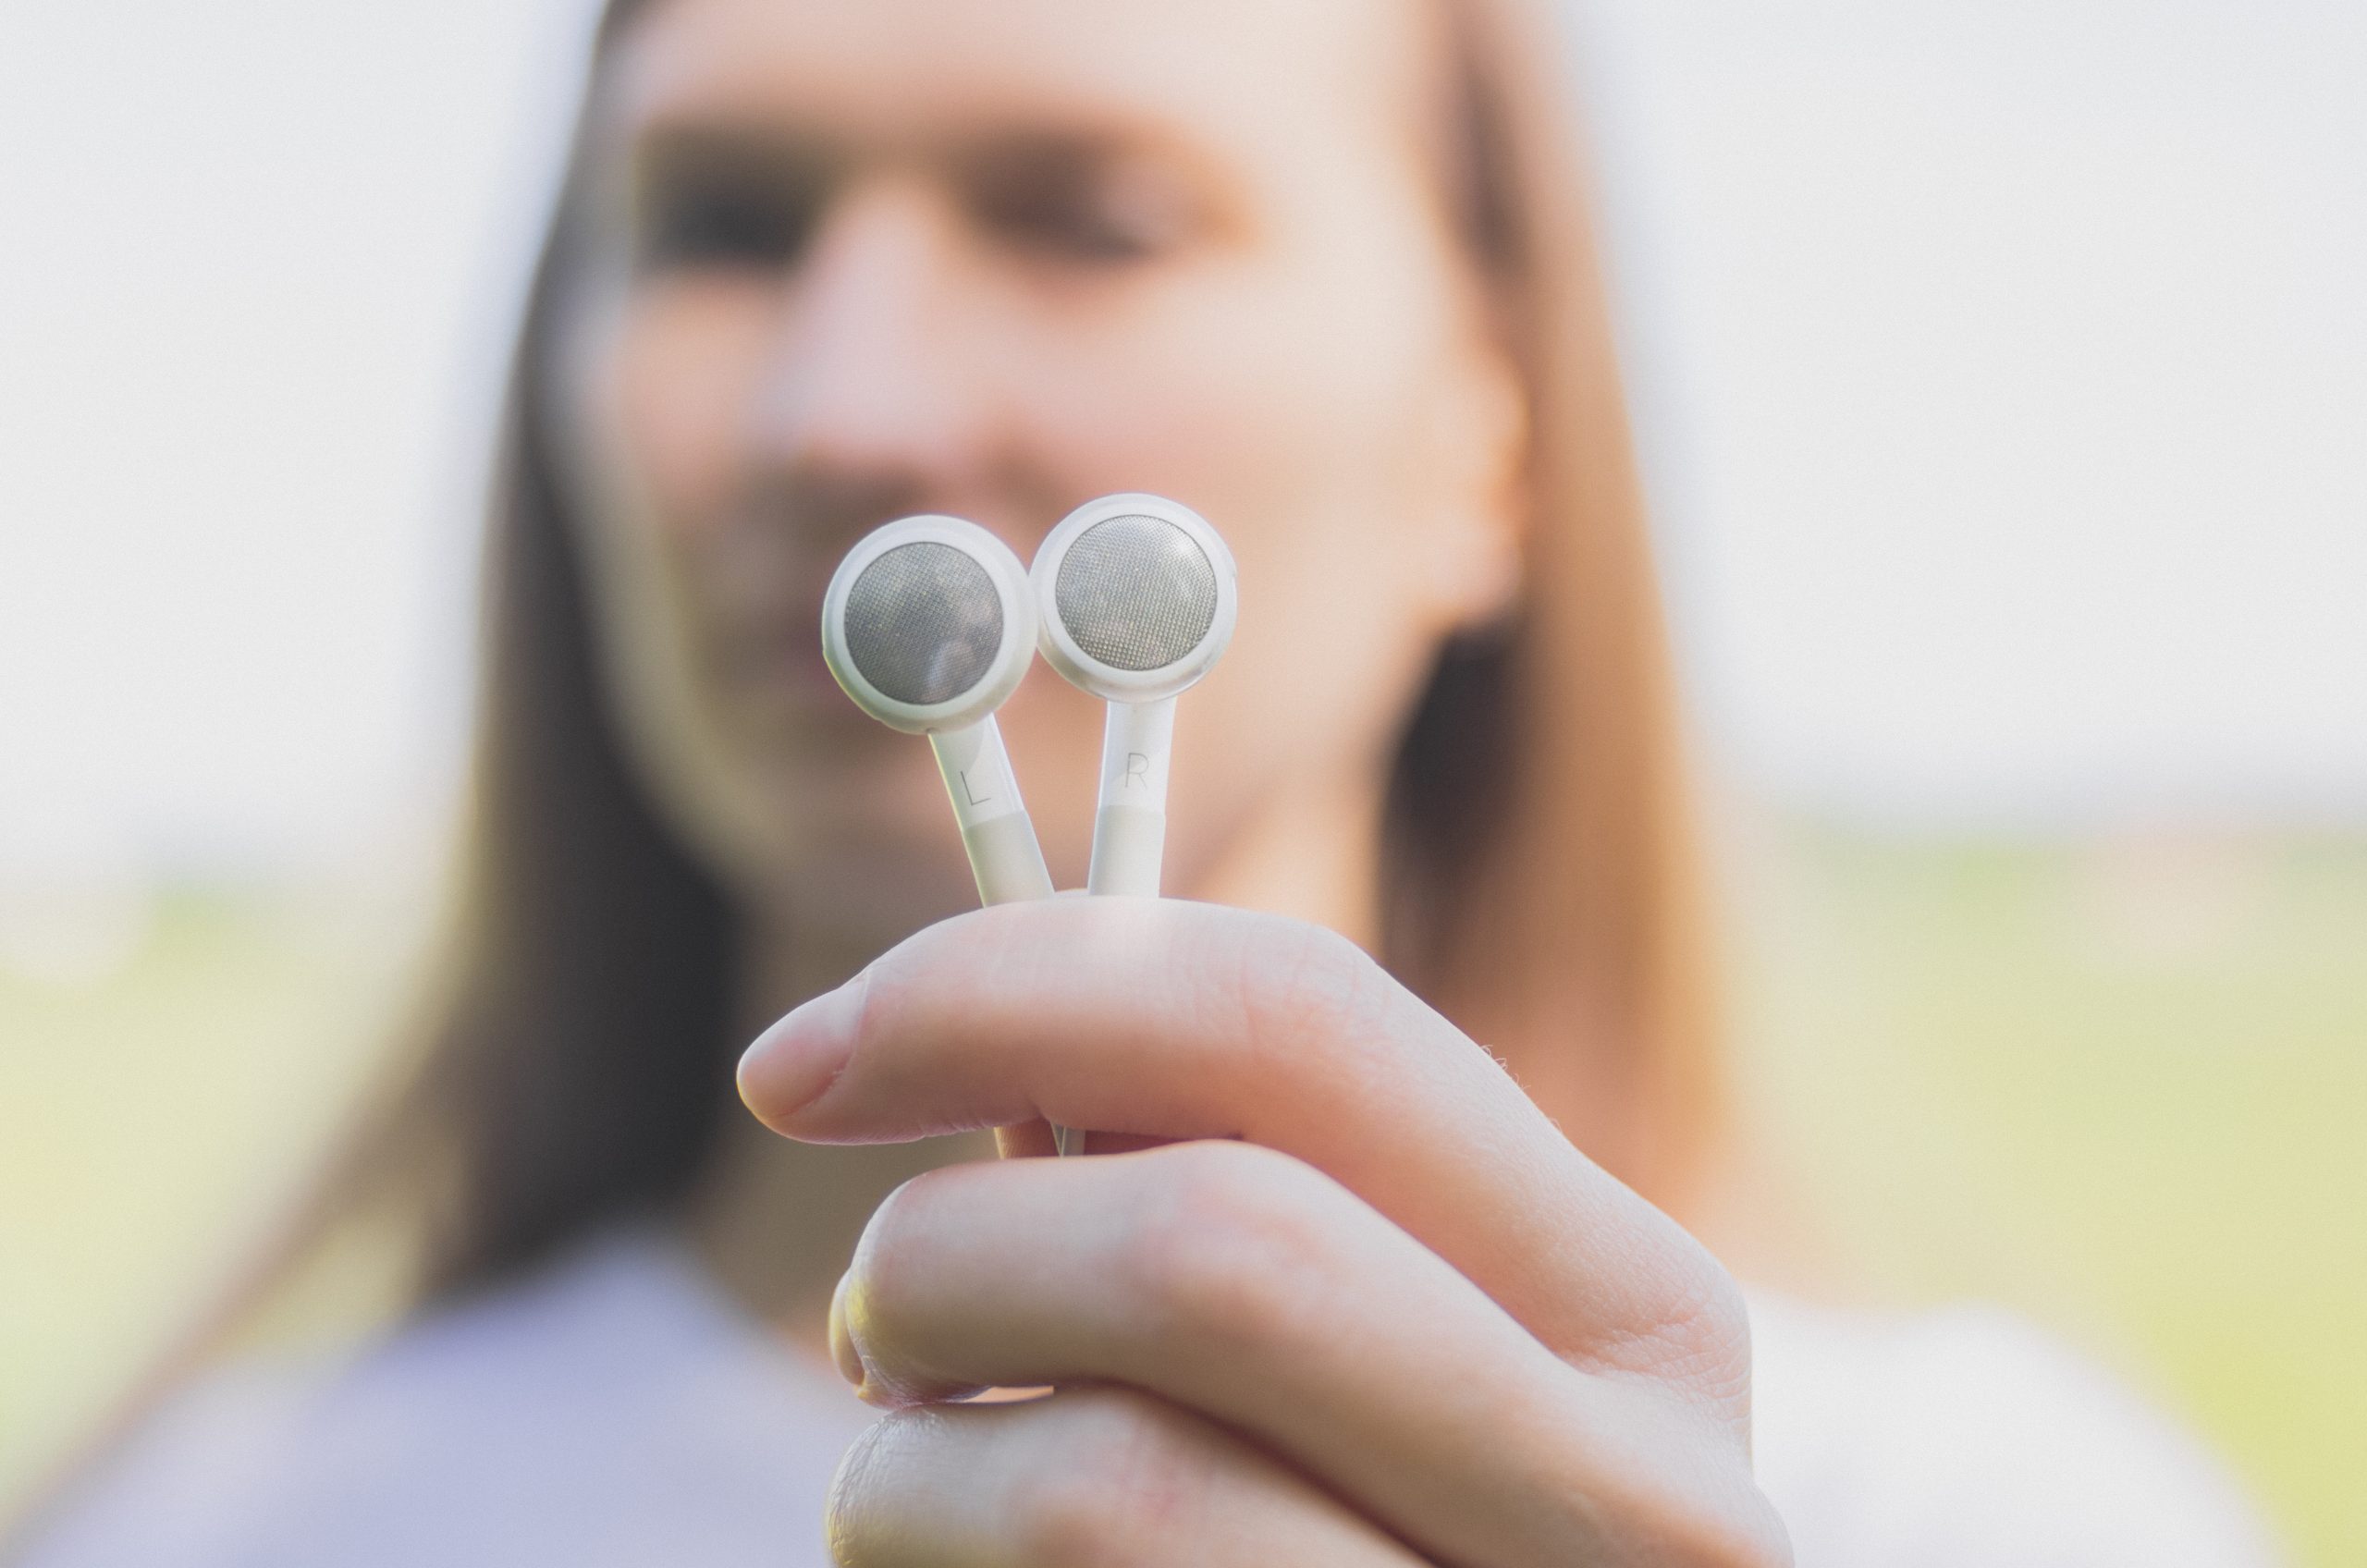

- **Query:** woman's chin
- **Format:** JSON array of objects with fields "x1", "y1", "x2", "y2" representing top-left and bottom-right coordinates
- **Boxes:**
[{"x1": 768, "y1": 828, "x2": 992, "y2": 942}]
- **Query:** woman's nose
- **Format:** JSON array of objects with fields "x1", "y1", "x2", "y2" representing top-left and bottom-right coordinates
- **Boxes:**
[{"x1": 749, "y1": 178, "x2": 994, "y2": 490}]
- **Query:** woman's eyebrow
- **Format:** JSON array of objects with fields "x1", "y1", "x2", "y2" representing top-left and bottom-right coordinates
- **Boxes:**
[
  {"x1": 943, "y1": 128, "x2": 1123, "y2": 186},
  {"x1": 627, "y1": 122, "x2": 836, "y2": 189},
  {"x1": 612, "y1": 109, "x2": 1245, "y2": 245},
  {"x1": 626, "y1": 104, "x2": 1224, "y2": 184}
]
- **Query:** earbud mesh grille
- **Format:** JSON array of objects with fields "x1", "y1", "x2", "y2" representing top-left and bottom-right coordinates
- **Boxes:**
[
  {"x1": 842, "y1": 542, "x2": 1004, "y2": 706},
  {"x1": 1053, "y1": 514, "x2": 1219, "y2": 673}
]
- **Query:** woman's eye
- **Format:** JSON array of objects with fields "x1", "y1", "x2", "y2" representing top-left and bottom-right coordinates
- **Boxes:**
[
  {"x1": 635, "y1": 173, "x2": 820, "y2": 274},
  {"x1": 963, "y1": 152, "x2": 1189, "y2": 267},
  {"x1": 973, "y1": 186, "x2": 1154, "y2": 263}
]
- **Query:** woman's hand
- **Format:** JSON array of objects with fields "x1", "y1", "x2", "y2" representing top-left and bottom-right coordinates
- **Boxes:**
[{"x1": 738, "y1": 899, "x2": 1790, "y2": 1567}]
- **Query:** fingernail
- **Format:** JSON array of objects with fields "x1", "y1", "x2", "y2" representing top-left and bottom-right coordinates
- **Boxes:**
[
  {"x1": 827, "y1": 1270, "x2": 870, "y2": 1394},
  {"x1": 738, "y1": 968, "x2": 871, "y2": 1128}
]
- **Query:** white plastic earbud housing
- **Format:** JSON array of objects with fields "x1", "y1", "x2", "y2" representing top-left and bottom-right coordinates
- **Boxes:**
[
  {"x1": 822, "y1": 514, "x2": 1039, "y2": 735},
  {"x1": 821, "y1": 515, "x2": 1052, "y2": 910},
  {"x1": 1030, "y1": 493, "x2": 1236, "y2": 906},
  {"x1": 1031, "y1": 493, "x2": 1238, "y2": 704}
]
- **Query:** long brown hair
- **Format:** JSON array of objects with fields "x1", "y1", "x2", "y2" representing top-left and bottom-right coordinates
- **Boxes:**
[{"x1": 28, "y1": 0, "x2": 1720, "y2": 1527}]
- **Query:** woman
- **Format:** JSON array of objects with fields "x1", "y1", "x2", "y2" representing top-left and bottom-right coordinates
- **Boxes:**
[{"x1": 18, "y1": 0, "x2": 2276, "y2": 1563}]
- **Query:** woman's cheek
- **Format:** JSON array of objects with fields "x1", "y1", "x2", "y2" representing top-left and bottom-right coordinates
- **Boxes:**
[
  {"x1": 597, "y1": 281, "x2": 782, "y2": 537},
  {"x1": 1004, "y1": 279, "x2": 1397, "y2": 530},
  {"x1": 1026, "y1": 263, "x2": 1455, "y2": 778}
]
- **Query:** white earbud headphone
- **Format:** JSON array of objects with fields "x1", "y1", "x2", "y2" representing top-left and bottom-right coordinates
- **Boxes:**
[
  {"x1": 821, "y1": 514, "x2": 1054, "y2": 907},
  {"x1": 820, "y1": 513, "x2": 1083, "y2": 1158},
  {"x1": 821, "y1": 499, "x2": 1235, "y2": 1159},
  {"x1": 1030, "y1": 493, "x2": 1238, "y2": 899}
]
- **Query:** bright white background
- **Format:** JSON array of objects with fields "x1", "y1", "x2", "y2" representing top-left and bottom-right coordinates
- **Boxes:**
[{"x1": 2, "y1": 0, "x2": 2361, "y2": 886}]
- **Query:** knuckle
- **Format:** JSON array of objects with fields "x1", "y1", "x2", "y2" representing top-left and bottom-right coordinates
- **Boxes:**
[
  {"x1": 1012, "y1": 1390, "x2": 1218, "y2": 1568},
  {"x1": 1697, "y1": 1268, "x2": 1756, "y2": 1383},
  {"x1": 870, "y1": 902, "x2": 1020, "y2": 1026},
  {"x1": 1646, "y1": 1248, "x2": 1758, "y2": 1415},
  {"x1": 1220, "y1": 915, "x2": 1398, "y2": 1073},
  {"x1": 1586, "y1": 1225, "x2": 1757, "y2": 1415},
  {"x1": 1670, "y1": 1252, "x2": 1752, "y2": 1368},
  {"x1": 1115, "y1": 1143, "x2": 1338, "y2": 1361}
]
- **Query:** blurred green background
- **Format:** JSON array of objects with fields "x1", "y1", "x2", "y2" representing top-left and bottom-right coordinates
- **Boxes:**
[{"x1": 4, "y1": 824, "x2": 2361, "y2": 1562}]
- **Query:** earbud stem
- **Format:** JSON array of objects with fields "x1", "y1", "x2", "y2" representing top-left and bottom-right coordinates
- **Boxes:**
[
  {"x1": 1086, "y1": 697, "x2": 1175, "y2": 897},
  {"x1": 931, "y1": 718, "x2": 1073, "y2": 1156},
  {"x1": 929, "y1": 719, "x2": 1053, "y2": 906}
]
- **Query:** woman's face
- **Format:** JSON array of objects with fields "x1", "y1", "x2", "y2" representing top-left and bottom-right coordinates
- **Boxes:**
[{"x1": 555, "y1": 0, "x2": 1525, "y2": 945}]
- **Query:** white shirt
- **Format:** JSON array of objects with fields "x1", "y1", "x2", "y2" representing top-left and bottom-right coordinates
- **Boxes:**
[{"x1": 18, "y1": 1226, "x2": 2281, "y2": 1566}]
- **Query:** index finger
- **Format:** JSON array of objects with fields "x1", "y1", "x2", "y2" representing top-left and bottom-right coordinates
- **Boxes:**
[{"x1": 737, "y1": 897, "x2": 1735, "y2": 1382}]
